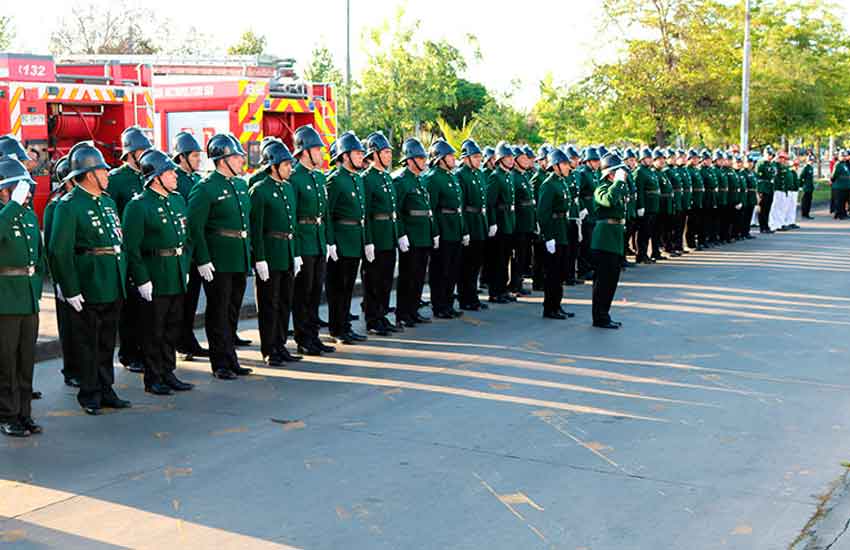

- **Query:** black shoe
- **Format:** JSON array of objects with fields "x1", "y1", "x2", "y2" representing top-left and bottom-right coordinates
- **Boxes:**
[
  {"x1": 64, "y1": 376, "x2": 81, "y2": 388},
  {"x1": 234, "y1": 336, "x2": 252, "y2": 347},
  {"x1": 277, "y1": 348, "x2": 303, "y2": 362},
  {"x1": 558, "y1": 307, "x2": 576, "y2": 318},
  {"x1": 449, "y1": 308, "x2": 464, "y2": 318},
  {"x1": 745, "y1": 235, "x2": 756, "y2": 240},
  {"x1": 315, "y1": 340, "x2": 336, "y2": 353},
  {"x1": 297, "y1": 343, "x2": 322, "y2": 356},
  {"x1": 564, "y1": 279, "x2": 577, "y2": 286},
  {"x1": 81, "y1": 405, "x2": 101, "y2": 416},
  {"x1": 231, "y1": 366, "x2": 253, "y2": 376},
  {"x1": 543, "y1": 311, "x2": 567, "y2": 320},
  {"x1": 125, "y1": 361, "x2": 144, "y2": 373},
  {"x1": 333, "y1": 333, "x2": 357, "y2": 345},
  {"x1": 31, "y1": 391, "x2": 42, "y2": 400},
  {"x1": 0, "y1": 422, "x2": 29, "y2": 437},
  {"x1": 516, "y1": 288, "x2": 532, "y2": 296},
  {"x1": 503, "y1": 293, "x2": 518, "y2": 302},
  {"x1": 318, "y1": 318, "x2": 329, "y2": 328},
  {"x1": 102, "y1": 395, "x2": 132, "y2": 409},
  {"x1": 383, "y1": 318, "x2": 403, "y2": 333},
  {"x1": 414, "y1": 313, "x2": 432, "y2": 324},
  {"x1": 145, "y1": 383, "x2": 174, "y2": 396},
  {"x1": 488, "y1": 295, "x2": 510, "y2": 304},
  {"x1": 397, "y1": 316, "x2": 416, "y2": 328},
  {"x1": 434, "y1": 310, "x2": 454, "y2": 319},
  {"x1": 213, "y1": 368, "x2": 238, "y2": 380},
  {"x1": 459, "y1": 303, "x2": 480, "y2": 311},
  {"x1": 367, "y1": 323, "x2": 390, "y2": 336},
  {"x1": 419, "y1": 300, "x2": 430, "y2": 308},
  {"x1": 592, "y1": 321, "x2": 620, "y2": 329},
  {"x1": 19, "y1": 417, "x2": 42, "y2": 434},
  {"x1": 177, "y1": 345, "x2": 209, "y2": 359},
  {"x1": 347, "y1": 330, "x2": 367, "y2": 341},
  {"x1": 164, "y1": 373, "x2": 194, "y2": 391},
  {"x1": 265, "y1": 355, "x2": 286, "y2": 367},
  {"x1": 477, "y1": 302, "x2": 489, "y2": 310},
  {"x1": 610, "y1": 320, "x2": 623, "y2": 327},
  {"x1": 348, "y1": 313, "x2": 359, "y2": 322}
]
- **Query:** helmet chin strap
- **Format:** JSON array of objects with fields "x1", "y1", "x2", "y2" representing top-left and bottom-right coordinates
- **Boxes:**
[{"x1": 223, "y1": 157, "x2": 238, "y2": 178}]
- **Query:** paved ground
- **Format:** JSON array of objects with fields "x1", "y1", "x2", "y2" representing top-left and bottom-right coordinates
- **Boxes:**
[{"x1": 4, "y1": 207, "x2": 850, "y2": 550}]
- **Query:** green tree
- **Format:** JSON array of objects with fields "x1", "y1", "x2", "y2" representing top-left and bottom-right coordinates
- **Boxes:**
[
  {"x1": 440, "y1": 79, "x2": 489, "y2": 128},
  {"x1": 49, "y1": 2, "x2": 161, "y2": 54},
  {"x1": 227, "y1": 29, "x2": 267, "y2": 55},
  {"x1": 471, "y1": 95, "x2": 540, "y2": 146},
  {"x1": 303, "y1": 45, "x2": 343, "y2": 84},
  {"x1": 0, "y1": 16, "x2": 14, "y2": 50}
]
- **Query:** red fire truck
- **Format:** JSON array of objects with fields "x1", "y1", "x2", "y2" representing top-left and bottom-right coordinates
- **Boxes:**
[{"x1": 0, "y1": 53, "x2": 155, "y2": 218}]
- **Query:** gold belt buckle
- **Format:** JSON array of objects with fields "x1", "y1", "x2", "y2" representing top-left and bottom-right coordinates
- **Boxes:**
[
  {"x1": 113, "y1": 245, "x2": 121, "y2": 254},
  {"x1": 176, "y1": 246, "x2": 183, "y2": 256},
  {"x1": 240, "y1": 230, "x2": 248, "y2": 238},
  {"x1": 27, "y1": 265, "x2": 35, "y2": 276}
]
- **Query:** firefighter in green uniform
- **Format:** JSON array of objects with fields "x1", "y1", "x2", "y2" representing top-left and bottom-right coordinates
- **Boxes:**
[
  {"x1": 800, "y1": 155, "x2": 815, "y2": 219},
  {"x1": 537, "y1": 148, "x2": 576, "y2": 320},
  {"x1": 249, "y1": 140, "x2": 304, "y2": 365},
  {"x1": 485, "y1": 141, "x2": 516, "y2": 303},
  {"x1": 773, "y1": 151, "x2": 789, "y2": 230},
  {"x1": 0, "y1": 159, "x2": 43, "y2": 436},
  {"x1": 326, "y1": 131, "x2": 369, "y2": 343},
  {"x1": 43, "y1": 156, "x2": 80, "y2": 388},
  {"x1": 662, "y1": 149, "x2": 682, "y2": 256},
  {"x1": 591, "y1": 153, "x2": 629, "y2": 329},
  {"x1": 424, "y1": 139, "x2": 468, "y2": 319},
  {"x1": 622, "y1": 148, "x2": 639, "y2": 264},
  {"x1": 708, "y1": 150, "x2": 726, "y2": 243},
  {"x1": 654, "y1": 149, "x2": 673, "y2": 259},
  {"x1": 187, "y1": 133, "x2": 253, "y2": 380},
  {"x1": 248, "y1": 137, "x2": 284, "y2": 188},
  {"x1": 743, "y1": 154, "x2": 759, "y2": 238},
  {"x1": 686, "y1": 149, "x2": 704, "y2": 249},
  {"x1": 563, "y1": 146, "x2": 583, "y2": 283},
  {"x1": 50, "y1": 141, "x2": 131, "y2": 415},
  {"x1": 724, "y1": 151, "x2": 742, "y2": 240},
  {"x1": 700, "y1": 149, "x2": 719, "y2": 243},
  {"x1": 635, "y1": 147, "x2": 659, "y2": 263},
  {"x1": 478, "y1": 146, "x2": 496, "y2": 289},
  {"x1": 756, "y1": 146, "x2": 778, "y2": 232},
  {"x1": 107, "y1": 126, "x2": 152, "y2": 374},
  {"x1": 732, "y1": 154, "x2": 748, "y2": 239},
  {"x1": 675, "y1": 149, "x2": 692, "y2": 253},
  {"x1": 530, "y1": 145, "x2": 551, "y2": 290},
  {"x1": 788, "y1": 157, "x2": 801, "y2": 230},
  {"x1": 509, "y1": 146, "x2": 536, "y2": 296},
  {"x1": 122, "y1": 149, "x2": 194, "y2": 395},
  {"x1": 456, "y1": 138, "x2": 490, "y2": 312},
  {"x1": 574, "y1": 147, "x2": 598, "y2": 278},
  {"x1": 394, "y1": 137, "x2": 436, "y2": 327},
  {"x1": 361, "y1": 131, "x2": 404, "y2": 335},
  {"x1": 171, "y1": 131, "x2": 209, "y2": 360}
]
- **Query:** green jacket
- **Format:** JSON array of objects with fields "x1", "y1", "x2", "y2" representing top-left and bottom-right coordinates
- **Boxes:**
[
  {"x1": 0, "y1": 200, "x2": 44, "y2": 315},
  {"x1": 756, "y1": 160, "x2": 777, "y2": 193},
  {"x1": 800, "y1": 164, "x2": 815, "y2": 193},
  {"x1": 537, "y1": 173, "x2": 571, "y2": 245},
  {"x1": 290, "y1": 161, "x2": 329, "y2": 257},
  {"x1": 249, "y1": 175, "x2": 299, "y2": 271},
  {"x1": 832, "y1": 161, "x2": 850, "y2": 191},
  {"x1": 486, "y1": 167, "x2": 516, "y2": 235},
  {"x1": 187, "y1": 171, "x2": 251, "y2": 273},
  {"x1": 529, "y1": 167, "x2": 548, "y2": 201},
  {"x1": 657, "y1": 168, "x2": 673, "y2": 215},
  {"x1": 773, "y1": 164, "x2": 787, "y2": 192},
  {"x1": 512, "y1": 168, "x2": 537, "y2": 233},
  {"x1": 43, "y1": 192, "x2": 63, "y2": 263},
  {"x1": 677, "y1": 165, "x2": 692, "y2": 212},
  {"x1": 625, "y1": 170, "x2": 638, "y2": 220},
  {"x1": 701, "y1": 165, "x2": 718, "y2": 208},
  {"x1": 424, "y1": 166, "x2": 466, "y2": 242},
  {"x1": 662, "y1": 167, "x2": 681, "y2": 214},
  {"x1": 362, "y1": 166, "x2": 401, "y2": 252},
  {"x1": 107, "y1": 164, "x2": 144, "y2": 220},
  {"x1": 745, "y1": 169, "x2": 759, "y2": 206},
  {"x1": 688, "y1": 165, "x2": 704, "y2": 210},
  {"x1": 574, "y1": 165, "x2": 598, "y2": 218},
  {"x1": 248, "y1": 168, "x2": 270, "y2": 188},
  {"x1": 49, "y1": 185, "x2": 127, "y2": 304},
  {"x1": 456, "y1": 163, "x2": 488, "y2": 242},
  {"x1": 591, "y1": 176, "x2": 627, "y2": 255},
  {"x1": 635, "y1": 164, "x2": 660, "y2": 214},
  {"x1": 724, "y1": 167, "x2": 739, "y2": 205},
  {"x1": 714, "y1": 167, "x2": 728, "y2": 207},
  {"x1": 175, "y1": 167, "x2": 200, "y2": 203},
  {"x1": 122, "y1": 188, "x2": 189, "y2": 296},
  {"x1": 786, "y1": 166, "x2": 800, "y2": 192},
  {"x1": 327, "y1": 166, "x2": 366, "y2": 258},
  {"x1": 395, "y1": 167, "x2": 436, "y2": 248}
]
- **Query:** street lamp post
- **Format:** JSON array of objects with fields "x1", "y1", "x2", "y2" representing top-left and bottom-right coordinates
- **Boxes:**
[
  {"x1": 740, "y1": 0, "x2": 752, "y2": 153},
  {"x1": 345, "y1": 0, "x2": 352, "y2": 130}
]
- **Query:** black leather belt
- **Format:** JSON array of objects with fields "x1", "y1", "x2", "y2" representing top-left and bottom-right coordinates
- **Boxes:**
[
  {"x1": 406, "y1": 209, "x2": 432, "y2": 217},
  {"x1": 334, "y1": 218, "x2": 362, "y2": 226},
  {"x1": 372, "y1": 213, "x2": 397, "y2": 221},
  {"x1": 143, "y1": 247, "x2": 183, "y2": 257},
  {"x1": 551, "y1": 212, "x2": 567, "y2": 219},
  {"x1": 0, "y1": 266, "x2": 35, "y2": 276},
  {"x1": 266, "y1": 231, "x2": 293, "y2": 240},
  {"x1": 76, "y1": 246, "x2": 119, "y2": 256},
  {"x1": 440, "y1": 207, "x2": 462, "y2": 215},
  {"x1": 464, "y1": 206, "x2": 485, "y2": 214},
  {"x1": 518, "y1": 200, "x2": 535, "y2": 207},
  {"x1": 496, "y1": 204, "x2": 515, "y2": 211},
  {"x1": 214, "y1": 229, "x2": 247, "y2": 239},
  {"x1": 298, "y1": 217, "x2": 323, "y2": 225}
]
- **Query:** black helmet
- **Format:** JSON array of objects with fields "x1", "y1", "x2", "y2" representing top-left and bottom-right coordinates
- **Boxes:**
[
  {"x1": 482, "y1": 146, "x2": 495, "y2": 162},
  {"x1": 582, "y1": 147, "x2": 601, "y2": 162},
  {"x1": 598, "y1": 145, "x2": 609, "y2": 157},
  {"x1": 511, "y1": 146, "x2": 525, "y2": 158},
  {"x1": 652, "y1": 147, "x2": 667, "y2": 160},
  {"x1": 51, "y1": 155, "x2": 71, "y2": 192},
  {"x1": 67, "y1": 141, "x2": 110, "y2": 180},
  {"x1": 334, "y1": 131, "x2": 366, "y2": 161},
  {"x1": 565, "y1": 145, "x2": 581, "y2": 160},
  {"x1": 207, "y1": 134, "x2": 240, "y2": 162},
  {"x1": 676, "y1": 148, "x2": 686, "y2": 156},
  {"x1": 120, "y1": 126, "x2": 152, "y2": 159},
  {"x1": 429, "y1": 139, "x2": 456, "y2": 165},
  {"x1": 139, "y1": 149, "x2": 178, "y2": 186},
  {"x1": 763, "y1": 145, "x2": 775, "y2": 157},
  {"x1": 460, "y1": 139, "x2": 482, "y2": 159},
  {"x1": 365, "y1": 131, "x2": 392, "y2": 158},
  {"x1": 536, "y1": 144, "x2": 551, "y2": 161},
  {"x1": 712, "y1": 149, "x2": 724, "y2": 161},
  {"x1": 401, "y1": 138, "x2": 427, "y2": 161},
  {"x1": 623, "y1": 148, "x2": 637, "y2": 160},
  {"x1": 600, "y1": 153, "x2": 625, "y2": 177},
  {"x1": 700, "y1": 148, "x2": 712, "y2": 160},
  {"x1": 724, "y1": 151, "x2": 734, "y2": 161},
  {"x1": 640, "y1": 147, "x2": 653, "y2": 160},
  {"x1": 523, "y1": 145, "x2": 535, "y2": 159},
  {"x1": 0, "y1": 157, "x2": 34, "y2": 191},
  {"x1": 172, "y1": 131, "x2": 202, "y2": 160},
  {"x1": 227, "y1": 134, "x2": 247, "y2": 157},
  {"x1": 293, "y1": 125, "x2": 324, "y2": 156},
  {"x1": 547, "y1": 148, "x2": 568, "y2": 168},
  {"x1": 263, "y1": 141, "x2": 294, "y2": 167},
  {"x1": 259, "y1": 136, "x2": 283, "y2": 156},
  {"x1": 665, "y1": 147, "x2": 676, "y2": 158},
  {"x1": 0, "y1": 135, "x2": 29, "y2": 162},
  {"x1": 494, "y1": 141, "x2": 514, "y2": 161},
  {"x1": 687, "y1": 148, "x2": 699, "y2": 159}
]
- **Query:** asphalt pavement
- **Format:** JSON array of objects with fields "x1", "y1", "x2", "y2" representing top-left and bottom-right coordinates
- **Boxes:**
[{"x1": 4, "y1": 207, "x2": 850, "y2": 550}]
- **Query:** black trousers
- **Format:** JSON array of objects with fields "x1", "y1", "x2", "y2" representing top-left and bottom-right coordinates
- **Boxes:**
[
  {"x1": 70, "y1": 300, "x2": 121, "y2": 408},
  {"x1": 636, "y1": 214, "x2": 655, "y2": 259},
  {"x1": 674, "y1": 213, "x2": 686, "y2": 250},
  {"x1": 578, "y1": 221, "x2": 594, "y2": 275},
  {"x1": 140, "y1": 293, "x2": 183, "y2": 386},
  {"x1": 459, "y1": 239, "x2": 485, "y2": 307},
  {"x1": 397, "y1": 246, "x2": 430, "y2": 321},
  {"x1": 293, "y1": 254, "x2": 325, "y2": 346},
  {"x1": 565, "y1": 222, "x2": 579, "y2": 283},
  {"x1": 255, "y1": 269, "x2": 294, "y2": 358},
  {"x1": 0, "y1": 314, "x2": 37, "y2": 422},
  {"x1": 652, "y1": 214, "x2": 666, "y2": 256},
  {"x1": 801, "y1": 191, "x2": 813, "y2": 217},
  {"x1": 510, "y1": 232, "x2": 532, "y2": 291},
  {"x1": 179, "y1": 264, "x2": 203, "y2": 350},
  {"x1": 744, "y1": 205, "x2": 755, "y2": 235},
  {"x1": 202, "y1": 271, "x2": 246, "y2": 373},
  {"x1": 363, "y1": 249, "x2": 395, "y2": 324},
  {"x1": 543, "y1": 244, "x2": 567, "y2": 314},
  {"x1": 591, "y1": 250, "x2": 622, "y2": 324},
  {"x1": 327, "y1": 255, "x2": 360, "y2": 336},
  {"x1": 685, "y1": 210, "x2": 697, "y2": 247},
  {"x1": 118, "y1": 284, "x2": 143, "y2": 365},
  {"x1": 430, "y1": 240, "x2": 462, "y2": 313},
  {"x1": 717, "y1": 206, "x2": 730, "y2": 241},
  {"x1": 532, "y1": 239, "x2": 545, "y2": 289},
  {"x1": 487, "y1": 232, "x2": 512, "y2": 297},
  {"x1": 835, "y1": 189, "x2": 850, "y2": 219},
  {"x1": 758, "y1": 192, "x2": 773, "y2": 230},
  {"x1": 55, "y1": 295, "x2": 79, "y2": 380}
]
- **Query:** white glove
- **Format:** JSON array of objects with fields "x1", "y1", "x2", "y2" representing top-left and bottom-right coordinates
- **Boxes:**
[
  {"x1": 55, "y1": 285, "x2": 65, "y2": 302},
  {"x1": 255, "y1": 260, "x2": 270, "y2": 282},
  {"x1": 327, "y1": 244, "x2": 338, "y2": 262},
  {"x1": 293, "y1": 256, "x2": 303, "y2": 276},
  {"x1": 197, "y1": 262, "x2": 215, "y2": 282},
  {"x1": 488, "y1": 225, "x2": 497, "y2": 237},
  {"x1": 462, "y1": 234, "x2": 470, "y2": 247},
  {"x1": 637, "y1": 208, "x2": 645, "y2": 217},
  {"x1": 545, "y1": 239, "x2": 556, "y2": 254},
  {"x1": 579, "y1": 208, "x2": 589, "y2": 221},
  {"x1": 67, "y1": 294, "x2": 85, "y2": 312},
  {"x1": 433, "y1": 235, "x2": 440, "y2": 250},
  {"x1": 735, "y1": 203, "x2": 743, "y2": 210},
  {"x1": 577, "y1": 222, "x2": 584, "y2": 243},
  {"x1": 137, "y1": 281, "x2": 153, "y2": 302},
  {"x1": 614, "y1": 169, "x2": 628, "y2": 183},
  {"x1": 397, "y1": 235, "x2": 410, "y2": 253},
  {"x1": 364, "y1": 243, "x2": 376, "y2": 263},
  {"x1": 11, "y1": 182, "x2": 30, "y2": 205}
]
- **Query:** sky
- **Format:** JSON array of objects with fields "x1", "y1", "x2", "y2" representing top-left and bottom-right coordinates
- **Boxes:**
[{"x1": 5, "y1": 0, "x2": 850, "y2": 110}]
